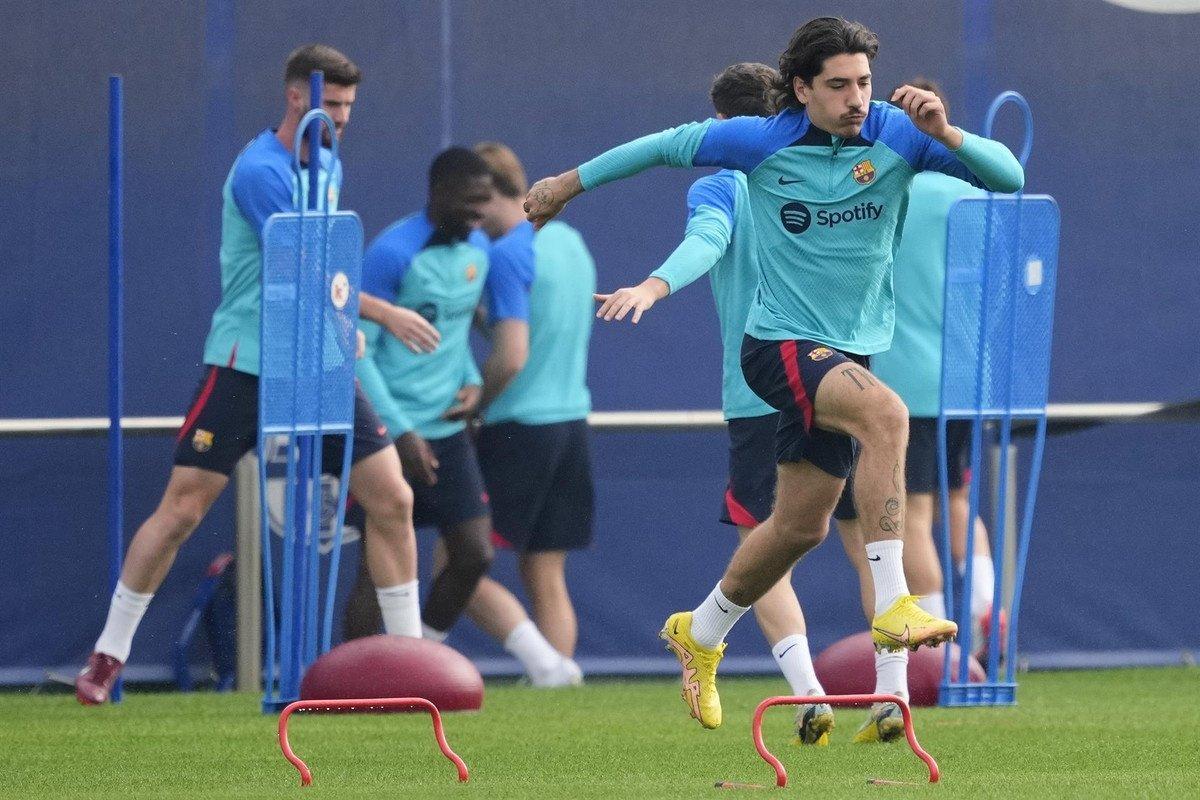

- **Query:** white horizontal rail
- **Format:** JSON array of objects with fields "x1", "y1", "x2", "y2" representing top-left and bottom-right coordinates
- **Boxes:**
[{"x1": 0, "y1": 402, "x2": 1190, "y2": 437}]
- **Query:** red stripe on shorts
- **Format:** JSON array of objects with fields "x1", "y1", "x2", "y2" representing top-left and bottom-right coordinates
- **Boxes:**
[
  {"x1": 779, "y1": 340, "x2": 813, "y2": 430},
  {"x1": 724, "y1": 488, "x2": 760, "y2": 528},
  {"x1": 176, "y1": 366, "x2": 220, "y2": 443}
]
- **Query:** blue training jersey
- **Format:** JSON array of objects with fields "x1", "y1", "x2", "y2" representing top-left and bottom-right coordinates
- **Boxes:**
[
  {"x1": 356, "y1": 213, "x2": 522, "y2": 440},
  {"x1": 650, "y1": 171, "x2": 773, "y2": 420},
  {"x1": 578, "y1": 102, "x2": 1023, "y2": 355},
  {"x1": 484, "y1": 220, "x2": 595, "y2": 426},
  {"x1": 870, "y1": 172, "x2": 988, "y2": 417},
  {"x1": 203, "y1": 129, "x2": 342, "y2": 374}
]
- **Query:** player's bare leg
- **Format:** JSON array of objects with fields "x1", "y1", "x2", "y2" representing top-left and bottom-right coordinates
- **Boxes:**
[
  {"x1": 437, "y1": 543, "x2": 580, "y2": 687},
  {"x1": 813, "y1": 367, "x2": 955, "y2": 652},
  {"x1": 77, "y1": 466, "x2": 227, "y2": 704},
  {"x1": 738, "y1": 526, "x2": 834, "y2": 744},
  {"x1": 348, "y1": 445, "x2": 421, "y2": 637},
  {"x1": 949, "y1": 486, "x2": 1002, "y2": 658},
  {"x1": 519, "y1": 551, "x2": 577, "y2": 657}
]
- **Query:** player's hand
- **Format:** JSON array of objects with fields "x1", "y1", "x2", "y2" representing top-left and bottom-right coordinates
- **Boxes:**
[
  {"x1": 355, "y1": 329, "x2": 366, "y2": 359},
  {"x1": 594, "y1": 277, "x2": 671, "y2": 324},
  {"x1": 891, "y1": 85, "x2": 963, "y2": 149},
  {"x1": 383, "y1": 306, "x2": 441, "y2": 353},
  {"x1": 524, "y1": 170, "x2": 583, "y2": 230},
  {"x1": 443, "y1": 384, "x2": 482, "y2": 422},
  {"x1": 396, "y1": 431, "x2": 439, "y2": 486}
]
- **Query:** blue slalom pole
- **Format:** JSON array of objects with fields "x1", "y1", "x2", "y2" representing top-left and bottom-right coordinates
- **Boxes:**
[{"x1": 107, "y1": 74, "x2": 125, "y2": 704}]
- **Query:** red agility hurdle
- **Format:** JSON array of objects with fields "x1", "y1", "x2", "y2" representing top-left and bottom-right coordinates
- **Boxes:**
[
  {"x1": 751, "y1": 693, "x2": 939, "y2": 787},
  {"x1": 278, "y1": 697, "x2": 469, "y2": 786}
]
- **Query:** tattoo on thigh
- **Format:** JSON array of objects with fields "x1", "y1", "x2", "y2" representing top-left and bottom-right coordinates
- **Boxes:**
[{"x1": 841, "y1": 367, "x2": 877, "y2": 391}]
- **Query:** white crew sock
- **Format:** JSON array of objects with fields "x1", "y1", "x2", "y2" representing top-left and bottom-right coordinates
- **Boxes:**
[
  {"x1": 772, "y1": 634, "x2": 823, "y2": 696},
  {"x1": 874, "y1": 649, "x2": 909, "y2": 701},
  {"x1": 865, "y1": 540, "x2": 909, "y2": 614},
  {"x1": 376, "y1": 580, "x2": 421, "y2": 638},
  {"x1": 690, "y1": 582, "x2": 751, "y2": 649},
  {"x1": 970, "y1": 554, "x2": 995, "y2": 618},
  {"x1": 422, "y1": 623, "x2": 449, "y2": 642},
  {"x1": 918, "y1": 592, "x2": 946, "y2": 619},
  {"x1": 504, "y1": 619, "x2": 564, "y2": 679},
  {"x1": 94, "y1": 581, "x2": 153, "y2": 663}
]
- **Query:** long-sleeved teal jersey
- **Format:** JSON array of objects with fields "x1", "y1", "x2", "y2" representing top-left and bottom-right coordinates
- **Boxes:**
[
  {"x1": 483, "y1": 220, "x2": 596, "y2": 426},
  {"x1": 202, "y1": 129, "x2": 341, "y2": 374},
  {"x1": 870, "y1": 172, "x2": 987, "y2": 416},
  {"x1": 578, "y1": 101, "x2": 1024, "y2": 355},
  {"x1": 650, "y1": 170, "x2": 773, "y2": 420},
  {"x1": 356, "y1": 212, "x2": 499, "y2": 440}
]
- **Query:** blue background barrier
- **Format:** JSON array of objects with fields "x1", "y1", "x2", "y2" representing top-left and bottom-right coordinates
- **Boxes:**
[{"x1": 2, "y1": 2, "x2": 1198, "y2": 682}]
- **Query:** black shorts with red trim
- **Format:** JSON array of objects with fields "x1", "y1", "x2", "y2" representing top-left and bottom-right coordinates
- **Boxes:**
[
  {"x1": 172, "y1": 366, "x2": 392, "y2": 476},
  {"x1": 477, "y1": 419, "x2": 594, "y2": 552},
  {"x1": 720, "y1": 412, "x2": 858, "y2": 527},
  {"x1": 906, "y1": 417, "x2": 973, "y2": 493}
]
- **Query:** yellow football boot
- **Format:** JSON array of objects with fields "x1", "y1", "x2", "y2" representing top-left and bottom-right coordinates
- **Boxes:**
[
  {"x1": 852, "y1": 702, "x2": 906, "y2": 744},
  {"x1": 792, "y1": 702, "x2": 835, "y2": 746},
  {"x1": 659, "y1": 612, "x2": 725, "y2": 729},
  {"x1": 871, "y1": 594, "x2": 958, "y2": 652}
]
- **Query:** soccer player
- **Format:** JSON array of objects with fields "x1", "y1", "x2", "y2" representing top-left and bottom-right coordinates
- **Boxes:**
[
  {"x1": 866, "y1": 78, "x2": 1000, "y2": 661},
  {"x1": 525, "y1": 17, "x2": 1023, "y2": 729},
  {"x1": 75, "y1": 44, "x2": 433, "y2": 705},
  {"x1": 347, "y1": 147, "x2": 575, "y2": 685},
  {"x1": 462, "y1": 141, "x2": 595, "y2": 679}
]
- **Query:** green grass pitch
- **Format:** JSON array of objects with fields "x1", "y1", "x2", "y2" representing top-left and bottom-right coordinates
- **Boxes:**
[{"x1": 2, "y1": 668, "x2": 1195, "y2": 799}]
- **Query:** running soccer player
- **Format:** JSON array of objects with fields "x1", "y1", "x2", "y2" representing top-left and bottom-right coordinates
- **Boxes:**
[
  {"x1": 461, "y1": 141, "x2": 595, "y2": 681},
  {"x1": 867, "y1": 79, "x2": 1000, "y2": 663},
  {"x1": 75, "y1": 45, "x2": 431, "y2": 705},
  {"x1": 347, "y1": 148, "x2": 574, "y2": 685},
  {"x1": 525, "y1": 17, "x2": 1023, "y2": 729}
]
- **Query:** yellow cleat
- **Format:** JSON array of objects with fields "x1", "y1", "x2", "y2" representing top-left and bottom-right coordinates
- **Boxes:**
[
  {"x1": 871, "y1": 595, "x2": 958, "y2": 652},
  {"x1": 852, "y1": 702, "x2": 906, "y2": 744},
  {"x1": 792, "y1": 703, "x2": 835, "y2": 746},
  {"x1": 659, "y1": 612, "x2": 725, "y2": 729}
]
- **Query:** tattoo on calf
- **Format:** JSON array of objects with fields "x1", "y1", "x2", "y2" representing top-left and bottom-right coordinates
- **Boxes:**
[
  {"x1": 841, "y1": 367, "x2": 877, "y2": 391},
  {"x1": 880, "y1": 495, "x2": 902, "y2": 534}
]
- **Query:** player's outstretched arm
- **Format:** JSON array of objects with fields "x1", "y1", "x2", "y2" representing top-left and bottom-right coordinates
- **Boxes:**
[
  {"x1": 359, "y1": 292, "x2": 441, "y2": 353},
  {"x1": 594, "y1": 278, "x2": 670, "y2": 324},
  {"x1": 892, "y1": 84, "x2": 1024, "y2": 193}
]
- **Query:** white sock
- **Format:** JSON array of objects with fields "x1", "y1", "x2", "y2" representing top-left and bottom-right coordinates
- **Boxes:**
[
  {"x1": 971, "y1": 554, "x2": 995, "y2": 618},
  {"x1": 918, "y1": 592, "x2": 946, "y2": 619},
  {"x1": 690, "y1": 582, "x2": 751, "y2": 649},
  {"x1": 94, "y1": 581, "x2": 153, "y2": 663},
  {"x1": 504, "y1": 619, "x2": 563, "y2": 679},
  {"x1": 376, "y1": 580, "x2": 421, "y2": 638},
  {"x1": 421, "y1": 623, "x2": 449, "y2": 642},
  {"x1": 874, "y1": 649, "x2": 909, "y2": 701},
  {"x1": 865, "y1": 540, "x2": 909, "y2": 615},
  {"x1": 772, "y1": 634, "x2": 823, "y2": 696}
]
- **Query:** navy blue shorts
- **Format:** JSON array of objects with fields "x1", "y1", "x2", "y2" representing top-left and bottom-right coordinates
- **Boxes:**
[
  {"x1": 721, "y1": 412, "x2": 858, "y2": 527},
  {"x1": 906, "y1": 418, "x2": 973, "y2": 493},
  {"x1": 477, "y1": 419, "x2": 594, "y2": 552},
  {"x1": 410, "y1": 430, "x2": 490, "y2": 530},
  {"x1": 173, "y1": 366, "x2": 391, "y2": 477},
  {"x1": 740, "y1": 335, "x2": 870, "y2": 479}
]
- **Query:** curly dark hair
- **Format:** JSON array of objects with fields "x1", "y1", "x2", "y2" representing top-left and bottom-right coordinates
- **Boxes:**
[
  {"x1": 710, "y1": 62, "x2": 781, "y2": 118},
  {"x1": 772, "y1": 17, "x2": 879, "y2": 110}
]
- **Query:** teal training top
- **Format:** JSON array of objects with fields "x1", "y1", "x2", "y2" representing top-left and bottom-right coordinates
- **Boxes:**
[
  {"x1": 870, "y1": 172, "x2": 988, "y2": 417},
  {"x1": 484, "y1": 220, "x2": 596, "y2": 426},
  {"x1": 356, "y1": 212, "x2": 494, "y2": 440},
  {"x1": 650, "y1": 170, "x2": 774, "y2": 420},
  {"x1": 578, "y1": 101, "x2": 1023, "y2": 355},
  {"x1": 202, "y1": 129, "x2": 341, "y2": 374}
]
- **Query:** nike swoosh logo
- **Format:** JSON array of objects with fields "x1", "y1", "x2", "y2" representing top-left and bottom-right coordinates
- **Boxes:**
[
  {"x1": 776, "y1": 643, "x2": 797, "y2": 658},
  {"x1": 868, "y1": 555, "x2": 881, "y2": 561},
  {"x1": 715, "y1": 599, "x2": 729, "y2": 613},
  {"x1": 778, "y1": 176, "x2": 804, "y2": 185},
  {"x1": 873, "y1": 624, "x2": 912, "y2": 646}
]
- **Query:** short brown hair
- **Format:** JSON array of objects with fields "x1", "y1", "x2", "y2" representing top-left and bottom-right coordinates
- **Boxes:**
[
  {"x1": 474, "y1": 142, "x2": 528, "y2": 199},
  {"x1": 710, "y1": 62, "x2": 780, "y2": 118},
  {"x1": 773, "y1": 17, "x2": 879, "y2": 110},
  {"x1": 284, "y1": 44, "x2": 361, "y2": 86},
  {"x1": 891, "y1": 77, "x2": 948, "y2": 115}
]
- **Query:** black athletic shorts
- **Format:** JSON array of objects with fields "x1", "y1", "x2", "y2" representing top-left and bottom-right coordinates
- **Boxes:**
[
  {"x1": 906, "y1": 418, "x2": 973, "y2": 493},
  {"x1": 476, "y1": 419, "x2": 594, "y2": 552},
  {"x1": 721, "y1": 412, "x2": 857, "y2": 527},
  {"x1": 172, "y1": 366, "x2": 391, "y2": 476},
  {"x1": 410, "y1": 430, "x2": 490, "y2": 530},
  {"x1": 740, "y1": 335, "x2": 870, "y2": 479}
]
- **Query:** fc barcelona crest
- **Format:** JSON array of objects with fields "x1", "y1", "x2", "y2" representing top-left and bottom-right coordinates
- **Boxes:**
[{"x1": 852, "y1": 159, "x2": 876, "y2": 185}]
